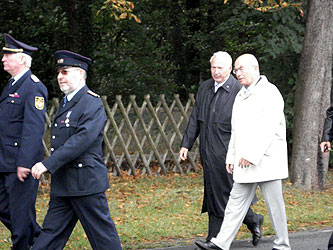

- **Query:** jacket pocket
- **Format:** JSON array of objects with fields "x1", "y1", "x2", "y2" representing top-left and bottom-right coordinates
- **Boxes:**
[
  {"x1": 67, "y1": 158, "x2": 95, "y2": 192},
  {"x1": 6, "y1": 97, "x2": 23, "y2": 119},
  {"x1": 58, "y1": 120, "x2": 78, "y2": 129},
  {"x1": 58, "y1": 121, "x2": 78, "y2": 137},
  {"x1": 6, "y1": 97, "x2": 22, "y2": 105},
  {"x1": 4, "y1": 137, "x2": 20, "y2": 163}
]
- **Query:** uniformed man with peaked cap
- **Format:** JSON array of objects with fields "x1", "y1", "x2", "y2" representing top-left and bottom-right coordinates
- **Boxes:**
[
  {"x1": 31, "y1": 50, "x2": 122, "y2": 250},
  {"x1": 0, "y1": 33, "x2": 48, "y2": 250}
]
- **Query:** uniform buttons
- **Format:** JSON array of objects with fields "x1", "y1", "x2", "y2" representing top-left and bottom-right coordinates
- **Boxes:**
[
  {"x1": 54, "y1": 123, "x2": 58, "y2": 127},
  {"x1": 78, "y1": 163, "x2": 83, "y2": 168},
  {"x1": 66, "y1": 124, "x2": 70, "y2": 127},
  {"x1": 14, "y1": 142, "x2": 18, "y2": 146},
  {"x1": 11, "y1": 100, "x2": 14, "y2": 103},
  {"x1": 52, "y1": 135, "x2": 55, "y2": 139},
  {"x1": 51, "y1": 148, "x2": 54, "y2": 152}
]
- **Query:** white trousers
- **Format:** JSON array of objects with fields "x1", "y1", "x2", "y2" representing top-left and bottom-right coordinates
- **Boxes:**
[{"x1": 211, "y1": 180, "x2": 291, "y2": 250}]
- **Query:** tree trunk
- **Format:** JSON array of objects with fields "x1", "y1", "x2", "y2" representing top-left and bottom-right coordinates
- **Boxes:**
[{"x1": 290, "y1": 0, "x2": 333, "y2": 190}]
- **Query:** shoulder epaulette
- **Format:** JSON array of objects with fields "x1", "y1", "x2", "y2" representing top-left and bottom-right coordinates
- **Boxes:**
[
  {"x1": 87, "y1": 89, "x2": 100, "y2": 98},
  {"x1": 31, "y1": 74, "x2": 40, "y2": 83}
]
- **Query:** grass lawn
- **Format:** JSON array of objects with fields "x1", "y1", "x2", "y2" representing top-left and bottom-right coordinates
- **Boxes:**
[{"x1": 0, "y1": 169, "x2": 332, "y2": 249}]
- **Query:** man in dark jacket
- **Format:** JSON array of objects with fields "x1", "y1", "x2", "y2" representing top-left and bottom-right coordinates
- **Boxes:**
[
  {"x1": 319, "y1": 104, "x2": 333, "y2": 250},
  {"x1": 0, "y1": 33, "x2": 47, "y2": 250},
  {"x1": 31, "y1": 50, "x2": 122, "y2": 250},
  {"x1": 179, "y1": 51, "x2": 263, "y2": 249}
]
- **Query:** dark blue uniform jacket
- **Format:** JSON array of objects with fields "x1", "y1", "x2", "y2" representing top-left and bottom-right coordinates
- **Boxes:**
[
  {"x1": 43, "y1": 85, "x2": 109, "y2": 197},
  {"x1": 0, "y1": 70, "x2": 48, "y2": 172}
]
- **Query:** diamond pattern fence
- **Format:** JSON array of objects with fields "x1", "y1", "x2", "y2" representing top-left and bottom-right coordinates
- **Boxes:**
[{"x1": 43, "y1": 94, "x2": 200, "y2": 176}]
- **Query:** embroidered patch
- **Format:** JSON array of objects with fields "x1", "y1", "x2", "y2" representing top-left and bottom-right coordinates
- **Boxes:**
[{"x1": 35, "y1": 96, "x2": 45, "y2": 110}]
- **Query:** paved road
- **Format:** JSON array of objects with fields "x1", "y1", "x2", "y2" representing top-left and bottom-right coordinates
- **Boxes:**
[{"x1": 148, "y1": 228, "x2": 332, "y2": 250}]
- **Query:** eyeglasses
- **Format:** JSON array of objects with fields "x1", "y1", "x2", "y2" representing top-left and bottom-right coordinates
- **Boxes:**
[
  {"x1": 232, "y1": 67, "x2": 247, "y2": 75},
  {"x1": 57, "y1": 68, "x2": 80, "y2": 76},
  {"x1": 233, "y1": 66, "x2": 256, "y2": 75}
]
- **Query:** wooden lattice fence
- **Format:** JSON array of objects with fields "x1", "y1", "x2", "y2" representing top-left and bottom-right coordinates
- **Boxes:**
[{"x1": 43, "y1": 94, "x2": 200, "y2": 176}]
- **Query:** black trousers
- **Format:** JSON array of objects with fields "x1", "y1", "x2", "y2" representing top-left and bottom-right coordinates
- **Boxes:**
[
  {"x1": 31, "y1": 192, "x2": 122, "y2": 250},
  {"x1": 206, "y1": 207, "x2": 259, "y2": 241},
  {"x1": 0, "y1": 173, "x2": 40, "y2": 250}
]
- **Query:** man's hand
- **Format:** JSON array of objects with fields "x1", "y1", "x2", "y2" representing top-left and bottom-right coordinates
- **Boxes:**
[
  {"x1": 226, "y1": 164, "x2": 234, "y2": 174},
  {"x1": 31, "y1": 162, "x2": 48, "y2": 180},
  {"x1": 17, "y1": 166, "x2": 31, "y2": 182},
  {"x1": 179, "y1": 147, "x2": 188, "y2": 161},
  {"x1": 238, "y1": 158, "x2": 252, "y2": 168},
  {"x1": 320, "y1": 141, "x2": 331, "y2": 153}
]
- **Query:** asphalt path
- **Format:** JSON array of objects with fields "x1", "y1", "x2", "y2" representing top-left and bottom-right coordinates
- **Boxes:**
[{"x1": 147, "y1": 228, "x2": 332, "y2": 250}]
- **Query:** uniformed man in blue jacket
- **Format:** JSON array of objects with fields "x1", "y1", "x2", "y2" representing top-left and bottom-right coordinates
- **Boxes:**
[
  {"x1": 0, "y1": 33, "x2": 47, "y2": 250},
  {"x1": 31, "y1": 50, "x2": 122, "y2": 250}
]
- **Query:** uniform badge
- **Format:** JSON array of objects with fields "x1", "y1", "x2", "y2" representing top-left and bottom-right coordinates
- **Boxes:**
[
  {"x1": 9, "y1": 93, "x2": 20, "y2": 98},
  {"x1": 61, "y1": 111, "x2": 72, "y2": 126},
  {"x1": 35, "y1": 96, "x2": 45, "y2": 110}
]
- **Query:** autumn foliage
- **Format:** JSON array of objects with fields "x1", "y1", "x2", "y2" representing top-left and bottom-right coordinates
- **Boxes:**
[{"x1": 98, "y1": 0, "x2": 141, "y2": 23}]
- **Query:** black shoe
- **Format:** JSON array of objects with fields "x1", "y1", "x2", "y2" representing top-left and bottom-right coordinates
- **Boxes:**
[
  {"x1": 194, "y1": 239, "x2": 206, "y2": 248},
  {"x1": 194, "y1": 240, "x2": 205, "y2": 245},
  {"x1": 194, "y1": 240, "x2": 207, "y2": 250},
  {"x1": 194, "y1": 240, "x2": 207, "y2": 249},
  {"x1": 195, "y1": 240, "x2": 223, "y2": 250},
  {"x1": 250, "y1": 214, "x2": 264, "y2": 246}
]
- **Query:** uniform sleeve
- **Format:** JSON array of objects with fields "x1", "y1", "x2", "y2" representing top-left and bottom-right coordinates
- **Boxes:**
[
  {"x1": 180, "y1": 91, "x2": 200, "y2": 151},
  {"x1": 42, "y1": 98, "x2": 107, "y2": 174},
  {"x1": 16, "y1": 83, "x2": 48, "y2": 168}
]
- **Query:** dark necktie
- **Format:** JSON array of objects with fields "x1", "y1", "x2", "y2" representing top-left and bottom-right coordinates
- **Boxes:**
[
  {"x1": 8, "y1": 78, "x2": 15, "y2": 88},
  {"x1": 63, "y1": 96, "x2": 68, "y2": 107}
]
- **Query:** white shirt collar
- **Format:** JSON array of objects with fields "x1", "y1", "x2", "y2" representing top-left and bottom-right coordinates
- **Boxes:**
[
  {"x1": 214, "y1": 74, "x2": 230, "y2": 92},
  {"x1": 248, "y1": 76, "x2": 260, "y2": 90},
  {"x1": 243, "y1": 76, "x2": 261, "y2": 94},
  {"x1": 12, "y1": 69, "x2": 29, "y2": 85},
  {"x1": 66, "y1": 84, "x2": 85, "y2": 102}
]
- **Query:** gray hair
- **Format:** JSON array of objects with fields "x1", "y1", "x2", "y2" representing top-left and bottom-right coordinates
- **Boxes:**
[
  {"x1": 17, "y1": 53, "x2": 32, "y2": 68},
  {"x1": 210, "y1": 51, "x2": 232, "y2": 66},
  {"x1": 79, "y1": 68, "x2": 87, "y2": 80}
]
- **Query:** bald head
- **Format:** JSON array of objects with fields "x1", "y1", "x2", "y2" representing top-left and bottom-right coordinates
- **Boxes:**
[
  {"x1": 235, "y1": 54, "x2": 259, "y2": 68},
  {"x1": 234, "y1": 54, "x2": 260, "y2": 87}
]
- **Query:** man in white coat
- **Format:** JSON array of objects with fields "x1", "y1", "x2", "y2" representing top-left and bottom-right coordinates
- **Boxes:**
[{"x1": 196, "y1": 54, "x2": 291, "y2": 250}]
